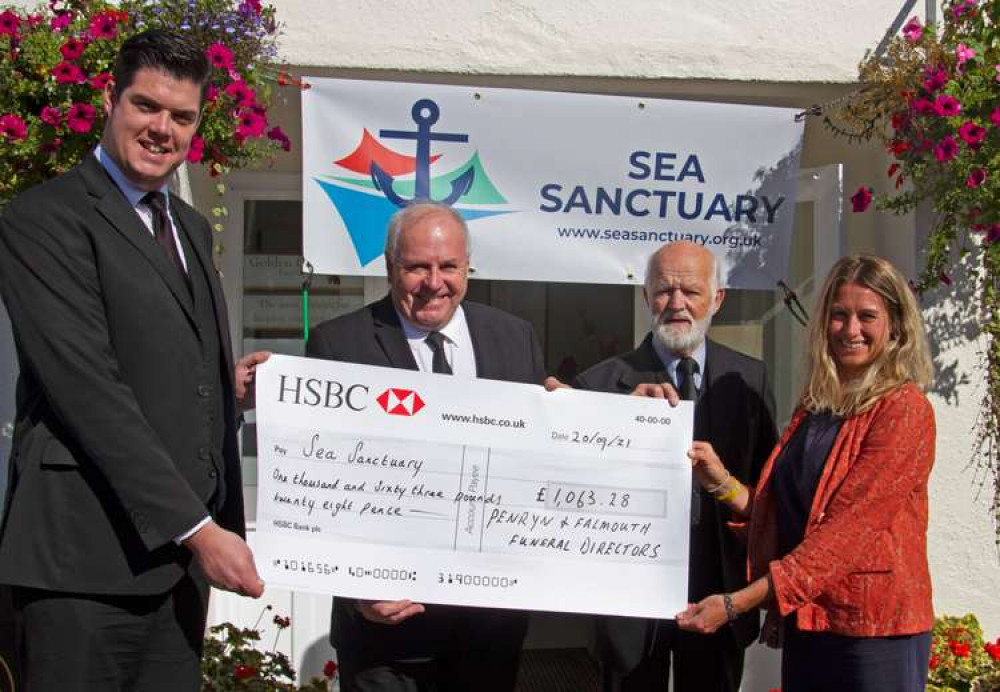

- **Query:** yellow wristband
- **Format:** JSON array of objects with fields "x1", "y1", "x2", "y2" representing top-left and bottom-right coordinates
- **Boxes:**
[{"x1": 714, "y1": 481, "x2": 743, "y2": 504}]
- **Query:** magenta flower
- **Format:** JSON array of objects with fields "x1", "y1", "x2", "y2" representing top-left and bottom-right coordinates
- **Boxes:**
[
  {"x1": 40, "y1": 106, "x2": 62, "y2": 126},
  {"x1": 0, "y1": 114, "x2": 27, "y2": 141},
  {"x1": 911, "y1": 98, "x2": 935, "y2": 115},
  {"x1": 51, "y1": 61, "x2": 87, "y2": 85},
  {"x1": 59, "y1": 37, "x2": 86, "y2": 61},
  {"x1": 205, "y1": 84, "x2": 219, "y2": 103},
  {"x1": 959, "y1": 121, "x2": 987, "y2": 146},
  {"x1": 206, "y1": 42, "x2": 234, "y2": 70},
  {"x1": 995, "y1": 64, "x2": 1000, "y2": 83},
  {"x1": 88, "y1": 11, "x2": 117, "y2": 41},
  {"x1": 40, "y1": 137, "x2": 63, "y2": 154},
  {"x1": 235, "y1": 109, "x2": 267, "y2": 139},
  {"x1": 89, "y1": 72, "x2": 112, "y2": 90},
  {"x1": 953, "y1": 0, "x2": 978, "y2": 18},
  {"x1": 66, "y1": 103, "x2": 97, "y2": 133},
  {"x1": 966, "y1": 169, "x2": 987, "y2": 188},
  {"x1": 850, "y1": 186, "x2": 873, "y2": 213},
  {"x1": 186, "y1": 135, "x2": 205, "y2": 164},
  {"x1": 956, "y1": 43, "x2": 976, "y2": 66},
  {"x1": 25, "y1": 13, "x2": 43, "y2": 27},
  {"x1": 0, "y1": 9, "x2": 21, "y2": 37},
  {"x1": 934, "y1": 136, "x2": 959, "y2": 162},
  {"x1": 922, "y1": 66, "x2": 949, "y2": 93},
  {"x1": 50, "y1": 11, "x2": 72, "y2": 32},
  {"x1": 267, "y1": 125, "x2": 291, "y2": 151},
  {"x1": 225, "y1": 80, "x2": 256, "y2": 108},
  {"x1": 239, "y1": 0, "x2": 263, "y2": 15},
  {"x1": 934, "y1": 94, "x2": 962, "y2": 117},
  {"x1": 992, "y1": 107, "x2": 1000, "y2": 126},
  {"x1": 902, "y1": 16, "x2": 923, "y2": 42}
]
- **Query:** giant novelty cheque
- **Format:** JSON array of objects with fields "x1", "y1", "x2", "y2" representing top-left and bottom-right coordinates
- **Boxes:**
[{"x1": 254, "y1": 355, "x2": 694, "y2": 618}]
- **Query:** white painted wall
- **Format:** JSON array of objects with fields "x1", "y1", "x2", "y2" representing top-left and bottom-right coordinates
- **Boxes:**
[{"x1": 273, "y1": 0, "x2": 910, "y2": 83}]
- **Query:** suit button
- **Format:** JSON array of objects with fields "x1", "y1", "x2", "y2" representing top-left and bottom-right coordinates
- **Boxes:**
[
  {"x1": 197, "y1": 384, "x2": 212, "y2": 397},
  {"x1": 208, "y1": 469, "x2": 218, "y2": 479},
  {"x1": 198, "y1": 447, "x2": 211, "y2": 461}
]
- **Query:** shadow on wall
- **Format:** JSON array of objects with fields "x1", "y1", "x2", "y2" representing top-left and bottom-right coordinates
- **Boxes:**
[
  {"x1": 920, "y1": 247, "x2": 979, "y2": 408},
  {"x1": 724, "y1": 143, "x2": 804, "y2": 290}
]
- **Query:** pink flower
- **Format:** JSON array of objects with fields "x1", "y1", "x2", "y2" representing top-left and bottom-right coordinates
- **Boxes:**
[
  {"x1": 89, "y1": 72, "x2": 112, "y2": 90},
  {"x1": 992, "y1": 107, "x2": 1000, "y2": 126},
  {"x1": 966, "y1": 169, "x2": 987, "y2": 188},
  {"x1": 996, "y1": 64, "x2": 1000, "y2": 83},
  {"x1": 88, "y1": 11, "x2": 117, "y2": 41},
  {"x1": 25, "y1": 14, "x2": 43, "y2": 27},
  {"x1": 850, "y1": 186, "x2": 873, "y2": 213},
  {"x1": 60, "y1": 37, "x2": 86, "y2": 61},
  {"x1": 959, "y1": 121, "x2": 987, "y2": 146},
  {"x1": 934, "y1": 94, "x2": 962, "y2": 117},
  {"x1": 953, "y1": 0, "x2": 978, "y2": 18},
  {"x1": 66, "y1": 103, "x2": 96, "y2": 133},
  {"x1": 235, "y1": 109, "x2": 267, "y2": 140},
  {"x1": 911, "y1": 98, "x2": 935, "y2": 115},
  {"x1": 934, "y1": 136, "x2": 959, "y2": 161},
  {"x1": 51, "y1": 61, "x2": 87, "y2": 84},
  {"x1": 40, "y1": 106, "x2": 62, "y2": 126},
  {"x1": 186, "y1": 135, "x2": 205, "y2": 163},
  {"x1": 323, "y1": 660, "x2": 339, "y2": 679},
  {"x1": 225, "y1": 80, "x2": 256, "y2": 108},
  {"x1": 40, "y1": 136, "x2": 63, "y2": 154},
  {"x1": 239, "y1": 0, "x2": 263, "y2": 15},
  {"x1": 956, "y1": 43, "x2": 976, "y2": 66},
  {"x1": 902, "y1": 16, "x2": 923, "y2": 42},
  {"x1": 206, "y1": 42, "x2": 234, "y2": 70},
  {"x1": 887, "y1": 163, "x2": 900, "y2": 178},
  {"x1": 205, "y1": 84, "x2": 219, "y2": 103},
  {"x1": 50, "y1": 11, "x2": 72, "y2": 32},
  {"x1": 0, "y1": 9, "x2": 21, "y2": 37},
  {"x1": 267, "y1": 125, "x2": 291, "y2": 151},
  {"x1": 0, "y1": 114, "x2": 27, "y2": 141},
  {"x1": 922, "y1": 67, "x2": 949, "y2": 93}
]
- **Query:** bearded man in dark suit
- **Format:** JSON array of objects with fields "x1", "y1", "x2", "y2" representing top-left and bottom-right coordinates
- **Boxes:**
[
  {"x1": 576, "y1": 241, "x2": 777, "y2": 692},
  {"x1": 0, "y1": 30, "x2": 267, "y2": 692},
  {"x1": 307, "y1": 201, "x2": 545, "y2": 692}
]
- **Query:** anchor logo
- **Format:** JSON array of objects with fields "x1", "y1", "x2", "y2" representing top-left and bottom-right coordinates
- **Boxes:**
[{"x1": 370, "y1": 99, "x2": 476, "y2": 208}]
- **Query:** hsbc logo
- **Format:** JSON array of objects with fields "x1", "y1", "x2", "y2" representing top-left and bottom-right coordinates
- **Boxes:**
[{"x1": 376, "y1": 388, "x2": 425, "y2": 417}]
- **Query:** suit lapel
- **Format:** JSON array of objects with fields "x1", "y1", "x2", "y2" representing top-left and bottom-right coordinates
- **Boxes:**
[
  {"x1": 616, "y1": 334, "x2": 669, "y2": 392},
  {"x1": 81, "y1": 156, "x2": 196, "y2": 327},
  {"x1": 464, "y1": 303, "x2": 502, "y2": 380},
  {"x1": 371, "y1": 296, "x2": 419, "y2": 370}
]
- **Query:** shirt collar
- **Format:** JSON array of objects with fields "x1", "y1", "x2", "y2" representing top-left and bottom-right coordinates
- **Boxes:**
[
  {"x1": 396, "y1": 304, "x2": 468, "y2": 346},
  {"x1": 651, "y1": 334, "x2": 707, "y2": 382},
  {"x1": 94, "y1": 144, "x2": 170, "y2": 209}
]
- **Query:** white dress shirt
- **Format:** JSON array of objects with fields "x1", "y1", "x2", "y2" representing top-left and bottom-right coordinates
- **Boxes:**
[{"x1": 396, "y1": 304, "x2": 478, "y2": 378}]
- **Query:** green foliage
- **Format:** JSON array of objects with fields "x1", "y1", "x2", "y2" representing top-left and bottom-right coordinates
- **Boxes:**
[
  {"x1": 201, "y1": 610, "x2": 336, "y2": 691},
  {"x1": 829, "y1": 0, "x2": 1000, "y2": 547}
]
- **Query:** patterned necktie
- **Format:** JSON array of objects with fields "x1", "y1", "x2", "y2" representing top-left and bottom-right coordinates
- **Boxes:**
[
  {"x1": 142, "y1": 190, "x2": 186, "y2": 280},
  {"x1": 425, "y1": 331, "x2": 453, "y2": 375},
  {"x1": 676, "y1": 357, "x2": 699, "y2": 401}
]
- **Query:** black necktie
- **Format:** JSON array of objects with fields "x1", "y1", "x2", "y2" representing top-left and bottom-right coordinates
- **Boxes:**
[
  {"x1": 676, "y1": 357, "x2": 699, "y2": 401},
  {"x1": 425, "y1": 332, "x2": 453, "y2": 375},
  {"x1": 142, "y1": 191, "x2": 186, "y2": 280}
]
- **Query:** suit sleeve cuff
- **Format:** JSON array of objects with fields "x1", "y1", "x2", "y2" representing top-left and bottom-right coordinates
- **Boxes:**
[{"x1": 174, "y1": 516, "x2": 211, "y2": 545}]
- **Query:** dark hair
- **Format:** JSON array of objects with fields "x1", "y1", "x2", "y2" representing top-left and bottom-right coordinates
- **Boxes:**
[{"x1": 111, "y1": 30, "x2": 211, "y2": 102}]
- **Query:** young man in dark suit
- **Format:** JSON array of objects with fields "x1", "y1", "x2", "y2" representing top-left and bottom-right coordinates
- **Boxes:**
[
  {"x1": 575, "y1": 241, "x2": 777, "y2": 692},
  {"x1": 307, "y1": 202, "x2": 546, "y2": 692},
  {"x1": 0, "y1": 30, "x2": 267, "y2": 691}
]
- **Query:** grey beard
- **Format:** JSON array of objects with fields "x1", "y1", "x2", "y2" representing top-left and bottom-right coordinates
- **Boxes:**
[{"x1": 652, "y1": 313, "x2": 712, "y2": 354}]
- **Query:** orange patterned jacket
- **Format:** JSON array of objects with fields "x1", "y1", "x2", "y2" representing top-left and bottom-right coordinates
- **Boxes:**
[{"x1": 747, "y1": 383, "x2": 935, "y2": 636}]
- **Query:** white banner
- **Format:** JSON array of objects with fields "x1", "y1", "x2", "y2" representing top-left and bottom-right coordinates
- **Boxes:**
[
  {"x1": 302, "y1": 78, "x2": 804, "y2": 289},
  {"x1": 254, "y1": 355, "x2": 693, "y2": 618}
]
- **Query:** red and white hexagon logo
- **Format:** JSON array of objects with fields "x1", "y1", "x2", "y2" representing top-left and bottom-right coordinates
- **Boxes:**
[{"x1": 376, "y1": 388, "x2": 425, "y2": 416}]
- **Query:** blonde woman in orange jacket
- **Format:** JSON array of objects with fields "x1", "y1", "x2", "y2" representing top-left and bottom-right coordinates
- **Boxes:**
[{"x1": 677, "y1": 255, "x2": 935, "y2": 692}]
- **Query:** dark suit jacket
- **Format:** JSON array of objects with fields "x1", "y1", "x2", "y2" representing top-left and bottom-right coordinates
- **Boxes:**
[
  {"x1": 0, "y1": 154, "x2": 244, "y2": 596},
  {"x1": 306, "y1": 295, "x2": 545, "y2": 659},
  {"x1": 575, "y1": 334, "x2": 777, "y2": 671}
]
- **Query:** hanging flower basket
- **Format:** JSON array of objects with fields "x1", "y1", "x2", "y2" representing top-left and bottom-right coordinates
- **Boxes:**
[{"x1": 826, "y1": 0, "x2": 1000, "y2": 545}]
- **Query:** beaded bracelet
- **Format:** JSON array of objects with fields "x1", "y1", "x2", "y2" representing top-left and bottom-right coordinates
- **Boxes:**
[
  {"x1": 723, "y1": 593, "x2": 738, "y2": 623},
  {"x1": 713, "y1": 481, "x2": 743, "y2": 504},
  {"x1": 704, "y1": 470, "x2": 731, "y2": 495}
]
